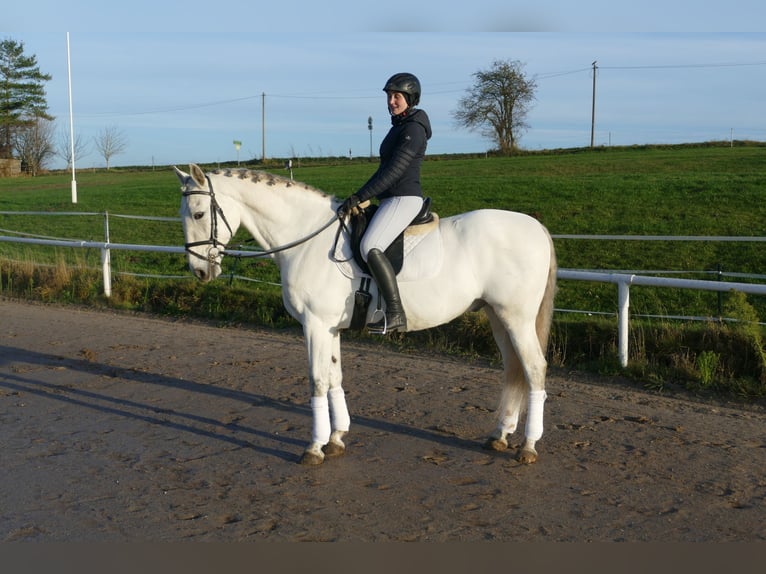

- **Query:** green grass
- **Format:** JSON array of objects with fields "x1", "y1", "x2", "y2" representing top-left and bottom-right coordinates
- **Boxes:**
[{"x1": 2, "y1": 142, "x2": 766, "y2": 400}]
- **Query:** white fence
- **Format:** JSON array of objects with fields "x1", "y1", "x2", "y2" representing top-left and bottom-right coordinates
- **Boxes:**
[
  {"x1": 2, "y1": 211, "x2": 766, "y2": 368},
  {"x1": 558, "y1": 269, "x2": 766, "y2": 366}
]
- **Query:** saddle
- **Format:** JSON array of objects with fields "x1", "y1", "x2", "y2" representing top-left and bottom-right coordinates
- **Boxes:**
[
  {"x1": 346, "y1": 197, "x2": 435, "y2": 331},
  {"x1": 348, "y1": 197, "x2": 434, "y2": 275}
]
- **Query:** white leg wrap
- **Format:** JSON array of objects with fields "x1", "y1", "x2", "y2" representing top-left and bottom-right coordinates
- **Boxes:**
[
  {"x1": 525, "y1": 390, "x2": 547, "y2": 442},
  {"x1": 311, "y1": 395, "x2": 331, "y2": 445},
  {"x1": 328, "y1": 387, "x2": 351, "y2": 432}
]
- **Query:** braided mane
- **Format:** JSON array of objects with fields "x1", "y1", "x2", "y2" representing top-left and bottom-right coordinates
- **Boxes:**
[{"x1": 211, "y1": 168, "x2": 333, "y2": 199}]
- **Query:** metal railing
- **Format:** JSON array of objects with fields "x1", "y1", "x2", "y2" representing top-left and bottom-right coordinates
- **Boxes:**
[{"x1": 557, "y1": 269, "x2": 766, "y2": 366}]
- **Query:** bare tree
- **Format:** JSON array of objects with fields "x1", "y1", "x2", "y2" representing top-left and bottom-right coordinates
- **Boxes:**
[
  {"x1": 453, "y1": 59, "x2": 537, "y2": 155},
  {"x1": 57, "y1": 126, "x2": 89, "y2": 171},
  {"x1": 93, "y1": 125, "x2": 128, "y2": 169},
  {"x1": 14, "y1": 117, "x2": 55, "y2": 175}
]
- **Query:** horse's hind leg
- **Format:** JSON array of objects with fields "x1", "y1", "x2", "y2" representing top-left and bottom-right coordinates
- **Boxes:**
[
  {"x1": 513, "y1": 325, "x2": 548, "y2": 464},
  {"x1": 484, "y1": 360, "x2": 525, "y2": 452},
  {"x1": 484, "y1": 308, "x2": 547, "y2": 464},
  {"x1": 483, "y1": 308, "x2": 526, "y2": 452}
]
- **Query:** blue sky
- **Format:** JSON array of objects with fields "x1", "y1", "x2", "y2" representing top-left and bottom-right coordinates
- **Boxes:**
[{"x1": 4, "y1": 2, "x2": 766, "y2": 169}]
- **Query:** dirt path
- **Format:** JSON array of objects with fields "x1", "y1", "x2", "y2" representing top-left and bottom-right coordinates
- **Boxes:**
[{"x1": 1, "y1": 299, "x2": 764, "y2": 541}]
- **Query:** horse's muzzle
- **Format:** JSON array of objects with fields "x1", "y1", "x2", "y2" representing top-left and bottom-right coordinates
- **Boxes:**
[
  {"x1": 189, "y1": 258, "x2": 221, "y2": 282},
  {"x1": 192, "y1": 267, "x2": 210, "y2": 282}
]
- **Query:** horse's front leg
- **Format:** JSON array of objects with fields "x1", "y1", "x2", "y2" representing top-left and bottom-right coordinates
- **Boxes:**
[
  {"x1": 324, "y1": 331, "x2": 350, "y2": 458},
  {"x1": 300, "y1": 323, "x2": 350, "y2": 465}
]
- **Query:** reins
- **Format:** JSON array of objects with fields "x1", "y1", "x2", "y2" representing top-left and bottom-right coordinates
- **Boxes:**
[
  {"x1": 182, "y1": 174, "x2": 342, "y2": 263},
  {"x1": 234, "y1": 215, "x2": 340, "y2": 259}
]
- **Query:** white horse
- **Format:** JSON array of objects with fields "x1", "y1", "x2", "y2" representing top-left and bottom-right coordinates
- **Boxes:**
[{"x1": 175, "y1": 164, "x2": 557, "y2": 466}]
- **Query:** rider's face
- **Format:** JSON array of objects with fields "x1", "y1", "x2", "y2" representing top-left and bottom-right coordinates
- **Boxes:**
[{"x1": 387, "y1": 91, "x2": 409, "y2": 116}]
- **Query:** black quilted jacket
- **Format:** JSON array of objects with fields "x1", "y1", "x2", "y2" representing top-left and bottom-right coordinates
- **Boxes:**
[{"x1": 356, "y1": 108, "x2": 432, "y2": 202}]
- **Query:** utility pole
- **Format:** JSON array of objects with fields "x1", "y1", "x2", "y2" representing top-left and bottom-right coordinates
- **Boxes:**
[
  {"x1": 261, "y1": 92, "x2": 266, "y2": 161},
  {"x1": 590, "y1": 61, "x2": 597, "y2": 148}
]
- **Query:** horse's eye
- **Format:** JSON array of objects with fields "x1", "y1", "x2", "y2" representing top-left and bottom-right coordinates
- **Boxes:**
[{"x1": 193, "y1": 212, "x2": 205, "y2": 220}]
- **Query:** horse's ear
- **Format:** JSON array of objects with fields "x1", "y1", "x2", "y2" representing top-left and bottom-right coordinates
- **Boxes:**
[
  {"x1": 190, "y1": 164, "x2": 207, "y2": 187},
  {"x1": 173, "y1": 166, "x2": 188, "y2": 184}
]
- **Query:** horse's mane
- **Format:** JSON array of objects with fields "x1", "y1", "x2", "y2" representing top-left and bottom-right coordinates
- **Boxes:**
[{"x1": 210, "y1": 168, "x2": 334, "y2": 200}]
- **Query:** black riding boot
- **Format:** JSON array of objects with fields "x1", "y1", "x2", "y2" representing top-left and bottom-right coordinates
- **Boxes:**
[{"x1": 366, "y1": 248, "x2": 407, "y2": 334}]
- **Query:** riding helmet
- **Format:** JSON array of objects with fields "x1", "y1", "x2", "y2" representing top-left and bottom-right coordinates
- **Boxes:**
[{"x1": 383, "y1": 73, "x2": 421, "y2": 106}]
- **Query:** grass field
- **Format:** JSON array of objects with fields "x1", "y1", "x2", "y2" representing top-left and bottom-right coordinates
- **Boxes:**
[{"x1": 2, "y1": 142, "x2": 766, "y2": 398}]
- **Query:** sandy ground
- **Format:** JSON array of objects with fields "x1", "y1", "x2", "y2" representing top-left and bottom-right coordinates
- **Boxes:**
[{"x1": 1, "y1": 299, "x2": 765, "y2": 542}]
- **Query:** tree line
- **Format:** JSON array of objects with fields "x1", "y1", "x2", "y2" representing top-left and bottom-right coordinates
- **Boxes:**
[{"x1": 1, "y1": 36, "x2": 537, "y2": 174}]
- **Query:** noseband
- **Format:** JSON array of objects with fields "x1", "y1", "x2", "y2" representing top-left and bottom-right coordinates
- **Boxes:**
[{"x1": 182, "y1": 175, "x2": 234, "y2": 264}]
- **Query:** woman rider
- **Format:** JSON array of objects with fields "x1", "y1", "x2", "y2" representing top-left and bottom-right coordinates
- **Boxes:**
[{"x1": 338, "y1": 72, "x2": 432, "y2": 334}]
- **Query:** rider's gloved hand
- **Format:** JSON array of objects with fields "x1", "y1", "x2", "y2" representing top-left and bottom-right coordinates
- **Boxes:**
[{"x1": 337, "y1": 194, "x2": 361, "y2": 217}]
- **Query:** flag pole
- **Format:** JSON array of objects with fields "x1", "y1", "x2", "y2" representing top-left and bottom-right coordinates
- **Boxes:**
[{"x1": 67, "y1": 32, "x2": 77, "y2": 203}]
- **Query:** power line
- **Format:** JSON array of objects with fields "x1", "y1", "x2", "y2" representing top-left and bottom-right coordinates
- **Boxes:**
[
  {"x1": 75, "y1": 59, "x2": 766, "y2": 119},
  {"x1": 536, "y1": 67, "x2": 591, "y2": 80},
  {"x1": 600, "y1": 60, "x2": 766, "y2": 70},
  {"x1": 80, "y1": 94, "x2": 263, "y2": 117}
]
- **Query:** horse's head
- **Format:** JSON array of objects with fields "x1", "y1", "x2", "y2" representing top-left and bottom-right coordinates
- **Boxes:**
[{"x1": 175, "y1": 164, "x2": 238, "y2": 282}]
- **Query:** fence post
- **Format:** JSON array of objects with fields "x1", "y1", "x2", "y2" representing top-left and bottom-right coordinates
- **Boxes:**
[
  {"x1": 617, "y1": 276, "x2": 632, "y2": 367},
  {"x1": 102, "y1": 212, "x2": 112, "y2": 297},
  {"x1": 717, "y1": 263, "x2": 723, "y2": 317}
]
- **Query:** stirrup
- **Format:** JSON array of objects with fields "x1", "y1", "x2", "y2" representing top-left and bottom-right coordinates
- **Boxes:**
[
  {"x1": 366, "y1": 309, "x2": 406, "y2": 335},
  {"x1": 366, "y1": 309, "x2": 388, "y2": 334}
]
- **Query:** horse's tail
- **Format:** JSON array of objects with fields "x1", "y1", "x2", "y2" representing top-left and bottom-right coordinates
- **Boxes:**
[{"x1": 536, "y1": 229, "x2": 557, "y2": 351}]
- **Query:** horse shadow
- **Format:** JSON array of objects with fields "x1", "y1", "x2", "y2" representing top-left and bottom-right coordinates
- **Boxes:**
[{"x1": 0, "y1": 345, "x2": 483, "y2": 464}]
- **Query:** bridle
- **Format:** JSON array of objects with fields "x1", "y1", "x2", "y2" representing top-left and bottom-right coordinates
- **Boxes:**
[
  {"x1": 181, "y1": 174, "x2": 343, "y2": 264},
  {"x1": 182, "y1": 175, "x2": 234, "y2": 264}
]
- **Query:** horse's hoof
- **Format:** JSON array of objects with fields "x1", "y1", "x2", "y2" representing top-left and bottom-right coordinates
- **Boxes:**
[
  {"x1": 322, "y1": 441, "x2": 346, "y2": 458},
  {"x1": 483, "y1": 437, "x2": 508, "y2": 452},
  {"x1": 299, "y1": 450, "x2": 325, "y2": 466},
  {"x1": 518, "y1": 448, "x2": 538, "y2": 464}
]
